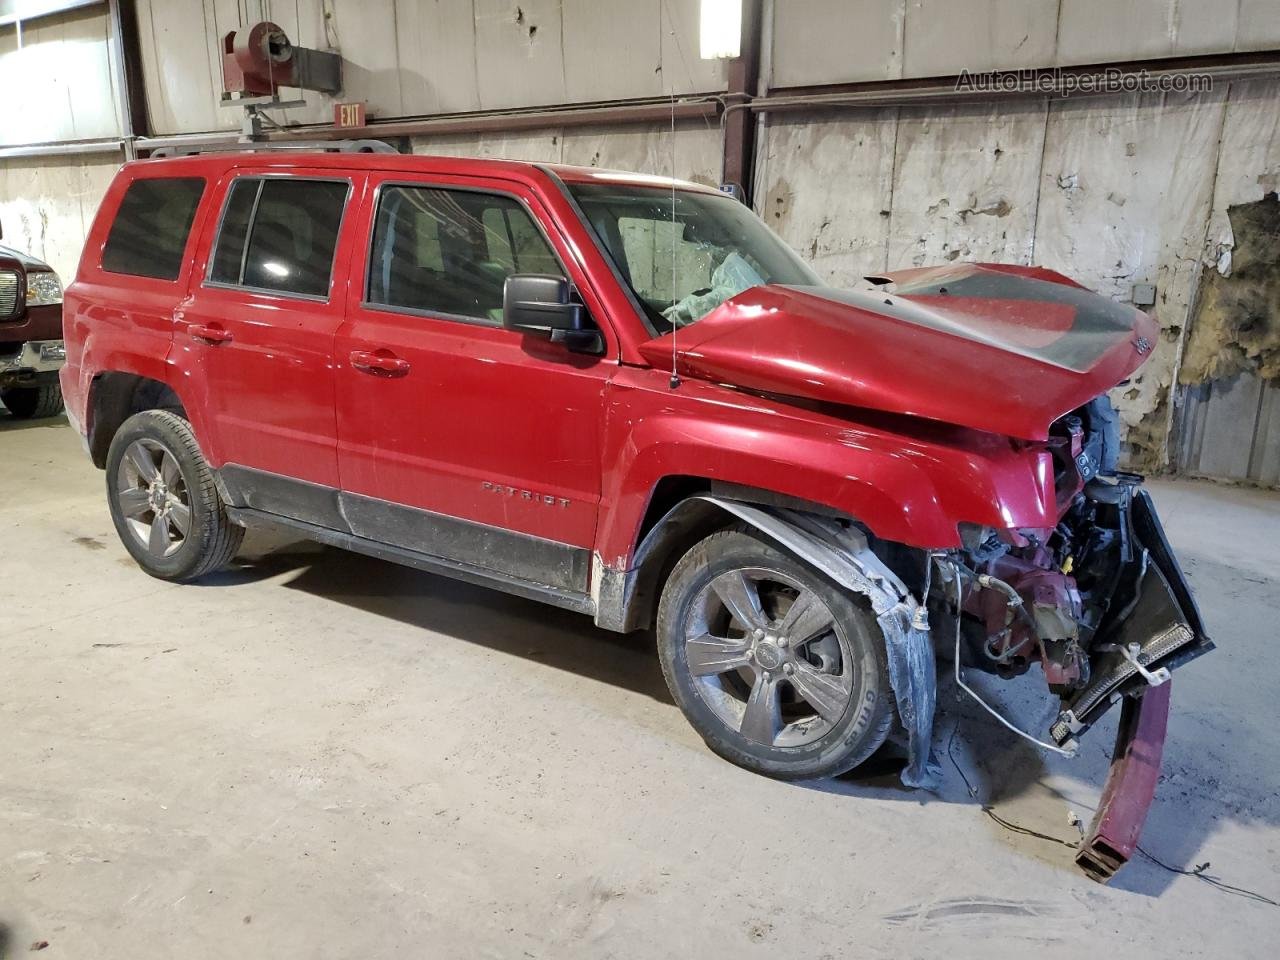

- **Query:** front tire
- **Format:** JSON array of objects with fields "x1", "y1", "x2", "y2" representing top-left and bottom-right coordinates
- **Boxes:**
[
  {"x1": 105, "y1": 410, "x2": 244, "y2": 581},
  {"x1": 1, "y1": 383, "x2": 63, "y2": 419},
  {"x1": 657, "y1": 526, "x2": 894, "y2": 780}
]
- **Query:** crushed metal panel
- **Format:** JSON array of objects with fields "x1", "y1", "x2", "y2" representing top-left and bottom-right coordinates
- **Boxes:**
[
  {"x1": 1034, "y1": 89, "x2": 1227, "y2": 469},
  {"x1": 902, "y1": 0, "x2": 1058, "y2": 77},
  {"x1": 768, "y1": 0, "x2": 904, "y2": 88},
  {"x1": 886, "y1": 100, "x2": 1046, "y2": 270},
  {"x1": 754, "y1": 108, "x2": 899, "y2": 285}
]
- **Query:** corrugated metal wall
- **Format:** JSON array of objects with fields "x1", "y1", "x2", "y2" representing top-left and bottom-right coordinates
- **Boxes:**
[
  {"x1": 0, "y1": 4, "x2": 119, "y2": 145},
  {"x1": 1177, "y1": 374, "x2": 1280, "y2": 485},
  {"x1": 769, "y1": 0, "x2": 1280, "y2": 87},
  {"x1": 133, "y1": 0, "x2": 725, "y2": 135}
]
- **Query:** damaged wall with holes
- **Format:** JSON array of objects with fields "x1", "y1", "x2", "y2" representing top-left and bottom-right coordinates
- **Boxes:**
[
  {"x1": 753, "y1": 78, "x2": 1280, "y2": 476},
  {"x1": 133, "y1": 0, "x2": 723, "y2": 135},
  {"x1": 1173, "y1": 78, "x2": 1280, "y2": 485}
]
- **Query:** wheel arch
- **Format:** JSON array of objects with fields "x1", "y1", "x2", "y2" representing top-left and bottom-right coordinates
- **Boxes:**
[
  {"x1": 594, "y1": 488, "x2": 941, "y2": 790},
  {"x1": 596, "y1": 481, "x2": 885, "y2": 635},
  {"x1": 87, "y1": 371, "x2": 188, "y2": 468}
]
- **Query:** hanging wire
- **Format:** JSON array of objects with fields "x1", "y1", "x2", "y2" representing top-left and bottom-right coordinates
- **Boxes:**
[{"x1": 949, "y1": 563, "x2": 1076, "y2": 758}]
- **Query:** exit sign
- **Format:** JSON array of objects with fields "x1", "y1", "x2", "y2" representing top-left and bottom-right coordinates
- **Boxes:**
[{"x1": 334, "y1": 102, "x2": 366, "y2": 128}]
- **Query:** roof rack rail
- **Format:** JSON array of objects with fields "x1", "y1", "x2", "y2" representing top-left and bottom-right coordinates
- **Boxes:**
[{"x1": 147, "y1": 138, "x2": 399, "y2": 158}]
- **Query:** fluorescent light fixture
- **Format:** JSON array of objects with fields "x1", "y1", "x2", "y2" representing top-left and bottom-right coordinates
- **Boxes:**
[{"x1": 700, "y1": 0, "x2": 741, "y2": 60}]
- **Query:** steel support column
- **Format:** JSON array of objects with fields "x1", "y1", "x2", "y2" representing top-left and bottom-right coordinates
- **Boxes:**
[{"x1": 721, "y1": 0, "x2": 763, "y2": 203}]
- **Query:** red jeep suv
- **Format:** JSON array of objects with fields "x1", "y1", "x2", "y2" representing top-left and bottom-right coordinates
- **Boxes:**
[{"x1": 61, "y1": 152, "x2": 1209, "y2": 830}]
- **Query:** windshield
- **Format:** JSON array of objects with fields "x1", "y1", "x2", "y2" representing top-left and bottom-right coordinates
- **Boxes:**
[{"x1": 568, "y1": 181, "x2": 821, "y2": 333}]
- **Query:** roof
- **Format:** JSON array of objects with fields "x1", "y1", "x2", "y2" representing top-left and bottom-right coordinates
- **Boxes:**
[{"x1": 125, "y1": 150, "x2": 721, "y2": 194}]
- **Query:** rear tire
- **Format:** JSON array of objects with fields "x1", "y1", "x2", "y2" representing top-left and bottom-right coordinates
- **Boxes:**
[
  {"x1": 656, "y1": 526, "x2": 894, "y2": 780},
  {"x1": 1, "y1": 383, "x2": 64, "y2": 419},
  {"x1": 105, "y1": 410, "x2": 243, "y2": 581}
]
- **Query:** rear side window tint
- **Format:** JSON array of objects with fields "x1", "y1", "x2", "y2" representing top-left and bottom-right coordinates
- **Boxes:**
[
  {"x1": 101, "y1": 177, "x2": 205, "y2": 281},
  {"x1": 209, "y1": 177, "x2": 349, "y2": 298}
]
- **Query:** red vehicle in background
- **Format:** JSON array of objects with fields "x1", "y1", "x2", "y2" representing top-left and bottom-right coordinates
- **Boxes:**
[
  {"x1": 60, "y1": 150, "x2": 1210, "y2": 880},
  {"x1": 1, "y1": 228, "x2": 65, "y2": 419}
]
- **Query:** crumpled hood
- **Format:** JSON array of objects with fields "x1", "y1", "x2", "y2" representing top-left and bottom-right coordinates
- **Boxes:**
[{"x1": 638, "y1": 263, "x2": 1158, "y2": 441}]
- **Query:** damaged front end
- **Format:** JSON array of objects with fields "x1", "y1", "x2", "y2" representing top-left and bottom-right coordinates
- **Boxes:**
[
  {"x1": 944, "y1": 402, "x2": 1212, "y2": 748},
  {"x1": 938, "y1": 399, "x2": 1213, "y2": 879}
]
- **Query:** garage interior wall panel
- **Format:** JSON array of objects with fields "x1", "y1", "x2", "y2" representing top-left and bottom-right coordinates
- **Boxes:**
[
  {"x1": 885, "y1": 100, "x2": 1047, "y2": 273},
  {"x1": 1034, "y1": 89, "x2": 1228, "y2": 459},
  {"x1": 0, "y1": 6, "x2": 120, "y2": 146},
  {"x1": 754, "y1": 86, "x2": 1247, "y2": 467},
  {"x1": 0, "y1": 154, "x2": 119, "y2": 282},
  {"x1": 901, "y1": 0, "x2": 1060, "y2": 78},
  {"x1": 753, "y1": 108, "x2": 900, "y2": 287},
  {"x1": 411, "y1": 122, "x2": 723, "y2": 187},
  {"x1": 1175, "y1": 79, "x2": 1280, "y2": 485},
  {"x1": 134, "y1": 0, "x2": 721, "y2": 137},
  {"x1": 769, "y1": 0, "x2": 1280, "y2": 89}
]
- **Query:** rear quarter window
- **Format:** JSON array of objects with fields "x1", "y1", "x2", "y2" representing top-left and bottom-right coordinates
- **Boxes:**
[{"x1": 101, "y1": 177, "x2": 206, "y2": 281}]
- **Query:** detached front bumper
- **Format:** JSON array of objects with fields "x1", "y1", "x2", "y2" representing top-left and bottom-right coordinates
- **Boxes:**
[
  {"x1": 1055, "y1": 483, "x2": 1211, "y2": 883},
  {"x1": 1051, "y1": 486, "x2": 1213, "y2": 749}
]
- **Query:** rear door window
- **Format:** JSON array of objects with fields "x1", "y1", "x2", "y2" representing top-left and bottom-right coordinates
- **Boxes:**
[
  {"x1": 101, "y1": 177, "x2": 206, "y2": 281},
  {"x1": 209, "y1": 177, "x2": 350, "y2": 299}
]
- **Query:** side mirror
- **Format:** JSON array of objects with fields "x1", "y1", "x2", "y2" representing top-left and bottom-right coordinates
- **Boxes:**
[{"x1": 503, "y1": 274, "x2": 603, "y2": 355}]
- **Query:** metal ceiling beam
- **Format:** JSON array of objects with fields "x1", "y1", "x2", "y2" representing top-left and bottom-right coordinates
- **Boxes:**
[{"x1": 0, "y1": 138, "x2": 124, "y2": 159}]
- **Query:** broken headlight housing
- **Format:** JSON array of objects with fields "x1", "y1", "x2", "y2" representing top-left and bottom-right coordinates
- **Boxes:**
[{"x1": 26, "y1": 270, "x2": 63, "y2": 306}]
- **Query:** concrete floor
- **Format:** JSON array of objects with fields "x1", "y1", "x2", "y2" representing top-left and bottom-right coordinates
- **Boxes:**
[{"x1": 2, "y1": 408, "x2": 1278, "y2": 959}]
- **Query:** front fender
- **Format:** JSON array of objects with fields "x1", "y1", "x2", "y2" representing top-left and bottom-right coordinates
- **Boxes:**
[{"x1": 595, "y1": 370, "x2": 1057, "y2": 568}]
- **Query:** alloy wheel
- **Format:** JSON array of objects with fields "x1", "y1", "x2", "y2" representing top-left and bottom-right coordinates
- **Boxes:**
[
  {"x1": 683, "y1": 566, "x2": 857, "y2": 747},
  {"x1": 115, "y1": 438, "x2": 192, "y2": 559}
]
